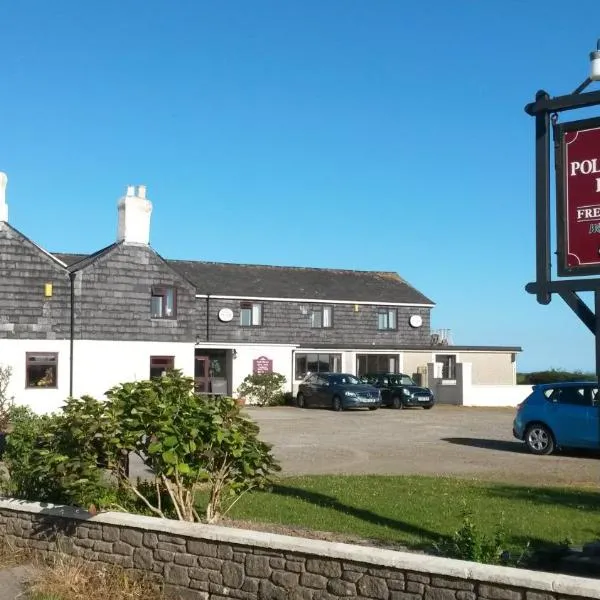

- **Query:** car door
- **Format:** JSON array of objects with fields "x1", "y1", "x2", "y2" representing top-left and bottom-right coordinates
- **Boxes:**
[
  {"x1": 550, "y1": 386, "x2": 596, "y2": 448},
  {"x1": 302, "y1": 375, "x2": 318, "y2": 407},
  {"x1": 314, "y1": 375, "x2": 331, "y2": 407},
  {"x1": 377, "y1": 375, "x2": 392, "y2": 404}
]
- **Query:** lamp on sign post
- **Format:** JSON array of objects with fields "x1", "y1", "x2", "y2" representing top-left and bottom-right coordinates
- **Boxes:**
[{"x1": 525, "y1": 39, "x2": 600, "y2": 386}]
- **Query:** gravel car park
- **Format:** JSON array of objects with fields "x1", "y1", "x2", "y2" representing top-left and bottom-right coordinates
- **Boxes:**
[{"x1": 245, "y1": 405, "x2": 600, "y2": 487}]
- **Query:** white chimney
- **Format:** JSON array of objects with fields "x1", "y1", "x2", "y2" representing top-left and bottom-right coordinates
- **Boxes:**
[
  {"x1": 117, "y1": 184, "x2": 152, "y2": 245},
  {"x1": 0, "y1": 172, "x2": 8, "y2": 222}
]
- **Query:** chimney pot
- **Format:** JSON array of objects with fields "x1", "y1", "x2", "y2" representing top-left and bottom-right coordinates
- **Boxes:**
[
  {"x1": 137, "y1": 185, "x2": 147, "y2": 199},
  {"x1": 126, "y1": 185, "x2": 135, "y2": 196},
  {"x1": 0, "y1": 172, "x2": 8, "y2": 222}
]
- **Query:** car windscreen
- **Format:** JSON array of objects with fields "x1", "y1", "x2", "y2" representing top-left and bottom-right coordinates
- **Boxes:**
[
  {"x1": 330, "y1": 374, "x2": 361, "y2": 385},
  {"x1": 391, "y1": 375, "x2": 415, "y2": 386}
]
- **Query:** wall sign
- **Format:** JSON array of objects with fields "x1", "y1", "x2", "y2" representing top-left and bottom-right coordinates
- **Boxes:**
[
  {"x1": 409, "y1": 315, "x2": 423, "y2": 328},
  {"x1": 253, "y1": 356, "x2": 273, "y2": 374},
  {"x1": 556, "y1": 117, "x2": 600, "y2": 276},
  {"x1": 218, "y1": 308, "x2": 234, "y2": 322}
]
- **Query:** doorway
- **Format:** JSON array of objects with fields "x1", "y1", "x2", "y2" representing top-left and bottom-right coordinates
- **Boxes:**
[{"x1": 194, "y1": 349, "x2": 231, "y2": 395}]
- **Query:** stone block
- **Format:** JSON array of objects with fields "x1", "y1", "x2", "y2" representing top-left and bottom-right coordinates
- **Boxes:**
[
  {"x1": 407, "y1": 582, "x2": 425, "y2": 594},
  {"x1": 327, "y1": 577, "x2": 357, "y2": 596},
  {"x1": 343, "y1": 570, "x2": 365, "y2": 583},
  {"x1": 479, "y1": 585, "x2": 523, "y2": 600},
  {"x1": 389, "y1": 579, "x2": 406, "y2": 591},
  {"x1": 408, "y1": 573, "x2": 431, "y2": 584},
  {"x1": 164, "y1": 564, "x2": 190, "y2": 586},
  {"x1": 222, "y1": 562, "x2": 244, "y2": 588},
  {"x1": 113, "y1": 541, "x2": 134, "y2": 556},
  {"x1": 188, "y1": 540, "x2": 218, "y2": 557},
  {"x1": 154, "y1": 549, "x2": 175, "y2": 562},
  {"x1": 133, "y1": 547, "x2": 154, "y2": 570},
  {"x1": 189, "y1": 568, "x2": 209, "y2": 581},
  {"x1": 158, "y1": 533, "x2": 186, "y2": 545},
  {"x1": 390, "y1": 593, "x2": 422, "y2": 600},
  {"x1": 300, "y1": 572, "x2": 328, "y2": 589},
  {"x1": 269, "y1": 557, "x2": 286, "y2": 569},
  {"x1": 143, "y1": 532, "x2": 159, "y2": 548},
  {"x1": 306, "y1": 558, "x2": 342, "y2": 578},
  {"x1": 431, "y1": 577, "x2": 474, "y2": 591},
  {"x1": 286, "y1": 560, "x2": 304, "y2": 573},
  {"x1": 271, "y1": 570, "x2": 299, "y2": 590},
  {"x1": 357, "y1": 574, "x2": 389, "y2": 600},
  {"x1": 101, "y1": 526, "x2": 120, "y2": 542},
  {"x1": 157, "y1": 541, "x2": 183, "y2": 553},
  {"x1": 457, "y1": 592, "x2": 477, "y2": 600},
  {"x1": 242, "y1": 578, "x2": 260, "y2": 593},
  {"x1": 245, "y1": 554, "x2": 271, "y2": 578},
  {"x1": 93, "y1": 540, "x2": 113, "y2": 553},
  {"x1": 207, "y1": 570, "x2": 223, "y2": 584},
  {"x1": 259, "y1": 579, "x2": 287, "y2": 600},
  {"x1": 174, "y1": 553, "x2": 197, "y2": 567},
  {"x1": 425, "y1": 587, "x2": 457, "y2": 600},
  {"x1": 525, "y1": 594, "x2": 555, "y2": 600},
  {"x1": 120, "y1": 529, "x2": 143, "y2": 547},
  {"x1": 216, "y1": 544, "x2": 234, "y2": 560},
  {"x1": 198, "y1": 556, "x2": 222, "y2": 570}
]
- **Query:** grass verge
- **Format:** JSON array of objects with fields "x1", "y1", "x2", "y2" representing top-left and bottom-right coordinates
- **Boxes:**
[
  {"x1": 26, "y1": 554, "x2": 162, "y2": 600},
  {"x1": 215, "y1": 475, "x2": 600, "y2": 555}
]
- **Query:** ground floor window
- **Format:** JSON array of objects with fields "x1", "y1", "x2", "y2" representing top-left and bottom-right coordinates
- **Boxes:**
[
  {"x1": 26, "y1": 352, "x2": 58, "y2": 388},
  {"x1": 150, "y1": 356, "x2": 174, "y2": 379},
  {"x1": 356, "y1": 354, "x2": 399, "y2": 377},
  {"x1": 295, "y1": 353, "x2": 342, "y2": 380},
  {"x1": 435, "y1": 354, "x2": 457, "y2": 379}
]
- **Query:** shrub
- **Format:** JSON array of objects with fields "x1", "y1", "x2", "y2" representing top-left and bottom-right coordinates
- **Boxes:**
[
  {"x1": 237, "y1": 372, "x2": 287, "y2": 406},
  {"x1": 434, "y1": 511, "x2": 508, "y2": 565},
  {"x1": 0, "y1": 365, "x2": 14, "y2": 433}
]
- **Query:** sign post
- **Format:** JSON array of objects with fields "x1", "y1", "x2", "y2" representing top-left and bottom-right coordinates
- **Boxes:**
[{"x1": 525, "y1": 46, "x2": 600, "y2": 384}]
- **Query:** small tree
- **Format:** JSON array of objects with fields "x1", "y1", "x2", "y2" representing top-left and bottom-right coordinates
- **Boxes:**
[
  {"x1": 0, "y1": 365, "x2": 15, "y2": 432},
  {"x1": 237, "y1": 372, "x2": 287, "y2": 406},
  {"x1": 106, "y1": 371, "x2": 280, "y2": 522}
]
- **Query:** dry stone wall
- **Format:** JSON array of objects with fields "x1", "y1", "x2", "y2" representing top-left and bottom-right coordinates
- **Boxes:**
[{"x1": 0, "y1": 499, "x2": 598, "y2": 600}]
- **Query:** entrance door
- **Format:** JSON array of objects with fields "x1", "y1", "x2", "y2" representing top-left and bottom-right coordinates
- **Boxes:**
[{"x1": 195, "y1": 356, "x2": 210, "y2": 393}]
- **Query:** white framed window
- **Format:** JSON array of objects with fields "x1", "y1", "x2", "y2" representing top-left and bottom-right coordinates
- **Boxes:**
[
  {"x1": 240, "y1": 302, "x2": 262, "y2": 327},
  {"x1": 436, "y1": 354, "x2": 456, "y2": 379},
  {"x1": 151, "y1": 286, "x2": 177, "y2": 319},
  {"x1": 310, "y1": 306, "x2": 333, "y2": 328},
  {"x1": 377, "y1": 308, "x2": 397, "y2": 330}
]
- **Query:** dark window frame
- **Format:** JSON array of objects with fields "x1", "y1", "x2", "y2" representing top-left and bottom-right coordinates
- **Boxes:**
[
  {"x1": 240, "y1": 301, "x2": 263, "y2": 327},
  {"x1": 310, "y1": 305, "x2": 334, "y2": 329},
  {"x1": 435, "y1": 354, "x2": 457, "y2": 380},
  {"x1": 377, "y1": 307, "x2": 397, "y2": 331},
  {"x1": 150, "y1": 355, "x2": 175, "y2": 379},
  {"x1": 151, "y1": 286, "x2": 177, "y2": 319},
  {"x1": 295, "y1": 352, "x2": 342, "y2": 380},
  {"x1": 26, "y1": 352, "x2": 58, "y2": 389}
]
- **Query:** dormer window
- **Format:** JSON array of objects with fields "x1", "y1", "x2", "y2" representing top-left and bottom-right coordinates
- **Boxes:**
[{"x1": 151, "y1": 286, "x2": 176, "y2": 319}]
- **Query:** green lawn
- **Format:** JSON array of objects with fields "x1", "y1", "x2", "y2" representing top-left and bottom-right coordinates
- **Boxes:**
[{"x1": 221, "y1": 475, "x2": 600, "y2": 554}]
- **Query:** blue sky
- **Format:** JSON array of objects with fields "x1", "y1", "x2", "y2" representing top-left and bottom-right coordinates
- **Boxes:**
[{"x1": 1, "y1": 1, "x2": 600, "y2": 371}]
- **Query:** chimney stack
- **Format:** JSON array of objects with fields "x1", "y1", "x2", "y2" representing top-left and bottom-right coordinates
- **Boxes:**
[
  {"x1": 0, "y1": 172, "x2": 8, "y2": 222},
  {"x1": 117, "y1": 184, "x2": 152, "y2": 245}
]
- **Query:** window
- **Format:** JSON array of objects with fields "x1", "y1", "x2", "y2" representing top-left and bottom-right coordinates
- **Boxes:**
[
  {"x1": 26, "y1": 353, "x2": 58, "y2": 388},
  {"x1": 377, "y1": 308, "x2": 397, "y2": 330},
  {"x1": 356, "y1": 354, "x2": 399, "y2": 377},
  {"x1": 310, "y1": 306, "x2": 333, "y2": 328},
  {"x1": 551, "y1": 386, "x2": 593, "y2": 407},
  {"x1": 240, "y1": 302, "x2": 262, "y2": 326},
  {"x1": 150, "y1": 356, "x2": 174, "y2": 379},
  {"x1": 295, "y1": 353, "x2": 342, "y2": 380},
  {"x1": 151, "y1": 287, "x2": 176, "y2": 319},
  {"x1": 436, "y1": 354, "x2": 456, "y2": 380}
]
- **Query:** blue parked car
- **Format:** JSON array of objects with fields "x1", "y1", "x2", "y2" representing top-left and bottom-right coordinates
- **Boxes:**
[{"x1": 513, "y1": 381, "x2": 600, "y2": 455}]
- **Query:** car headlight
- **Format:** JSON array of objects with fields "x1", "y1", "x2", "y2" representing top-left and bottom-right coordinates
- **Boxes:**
[
  {"x1": 402, "y1": 388, "x2": 411, "y2": 396},
  {"x1": 344, "y1": 391, "x2": 357, "y2": 397}
]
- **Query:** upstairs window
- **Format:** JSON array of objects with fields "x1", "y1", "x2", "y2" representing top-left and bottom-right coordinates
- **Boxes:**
[
  {"x1": 377, "y1": 308, "x2": 397, "y2": 330},
  {"x1": 240, "y1": 302, "x2": 262, "y2": 327},
  {"x1": 151, "y1": 286, "x2": 176, "y2": 319},
  {"x1": 311, "y1": 305, "x2": 333, "y2": 328},
  {"x1": 26, "y1": 352, "x2": 58, "y2": 388}
]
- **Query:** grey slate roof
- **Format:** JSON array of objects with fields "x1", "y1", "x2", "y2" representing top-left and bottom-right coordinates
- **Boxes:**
[{"x1": 52, "y1": 251, "x2": 434, "y2": 305}]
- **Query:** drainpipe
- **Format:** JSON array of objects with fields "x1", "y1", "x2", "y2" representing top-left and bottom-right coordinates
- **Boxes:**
[
  {"x1": 69, "y1": 271, "x2": 76, "y2": 397},
  {"x1": 206, "y1": 294, "x2": 210, "y2": 342}
]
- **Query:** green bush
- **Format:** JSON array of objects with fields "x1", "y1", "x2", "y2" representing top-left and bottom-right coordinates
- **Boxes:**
[
  {"x1": 237, "y1": 372, "x2": 287, "y2": 406},
  {"x1": 434, "y1": 511, "x2": 508, "y2": 565},
  {"x1": 517, "y1": 369, "x2": 595, "y2": 385}
]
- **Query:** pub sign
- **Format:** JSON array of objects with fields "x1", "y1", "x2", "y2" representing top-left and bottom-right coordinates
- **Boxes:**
[
  {"x1": 252, "y1": 356, "x2": 273, "y2": 375},
  {"x1": 556, "y1": 116, "x2": 600, "y2": 276}
]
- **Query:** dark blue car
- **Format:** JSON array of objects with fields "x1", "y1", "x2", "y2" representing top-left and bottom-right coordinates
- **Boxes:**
[
  {"x1": 297, "y1": 373, "x2": 381, "y2": 411},
  {"x1": 513, "y1": 381, "x2": 600, "y2": 454}
]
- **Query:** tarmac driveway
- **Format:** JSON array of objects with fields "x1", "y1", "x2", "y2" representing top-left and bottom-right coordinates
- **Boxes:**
[{"x1": 245, "y1": 405, "x2": 600, "y2": 487}]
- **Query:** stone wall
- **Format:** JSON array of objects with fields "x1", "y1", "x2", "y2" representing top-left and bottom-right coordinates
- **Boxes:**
[{"x1": 0, "y1": 499, "x2": 598, "y2": 600}]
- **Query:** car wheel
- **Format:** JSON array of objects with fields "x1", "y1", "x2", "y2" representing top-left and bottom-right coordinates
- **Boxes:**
[
  {"x1": 525, "y1": 424, "x2": 555, "y2": 455},
  {"x1": 296, "y1": 393, "x2": 306, "y2": 409},
  {"x1": 392, "y1": 395, "x2": 403, "y2": 409},
  {"x1": 423, "y1": 404, "x2": 434, "y2": 410},
  {"x1": 368, "y1": 407, "x2": 378, "y2": 411},
  {"x1": 332, "y1": 395, "x2": 342, "y2": 412}
]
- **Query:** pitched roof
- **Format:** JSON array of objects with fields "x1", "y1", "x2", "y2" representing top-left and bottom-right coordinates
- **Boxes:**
[{"x1": 51, "y1": 251, "x2": 434, "y2": 305}]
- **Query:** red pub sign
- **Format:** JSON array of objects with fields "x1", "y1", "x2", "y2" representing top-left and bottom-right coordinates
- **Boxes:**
[
  {"x1": 556, "y1": 117, "x2": 600, "y2": 276},
  {"x1": 252, "y1": 356, "x2": 273, "y2": 375}
]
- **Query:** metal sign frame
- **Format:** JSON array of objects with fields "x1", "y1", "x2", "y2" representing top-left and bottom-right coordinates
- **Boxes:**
[{"x1": 525, "y1": 83, "x2": 600, "y2": 380}]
